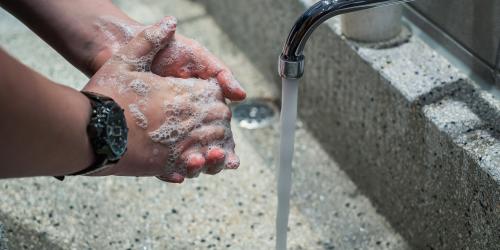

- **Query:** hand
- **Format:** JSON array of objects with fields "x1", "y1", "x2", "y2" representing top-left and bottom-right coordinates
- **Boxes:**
[
  {"x1": 84, "y1": 17, "x2": 239, "y2": 183},
  {"x1": 150, "y1": 34, "x2": 246, "y2": 101},
  {"x1": 91, "y1": 17, "x2": 246, "y2": 102}
]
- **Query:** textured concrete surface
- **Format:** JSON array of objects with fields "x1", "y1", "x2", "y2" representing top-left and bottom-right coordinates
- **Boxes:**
[
  {"x1": 199, "y1": 0, "x2": 500, "y2": 249},
  {"x1": 0, "y1": 224, "x2": 5, "y2": 250},
  {"x1": 0, "y1": 0, "x2": 407, "y2": 249}
]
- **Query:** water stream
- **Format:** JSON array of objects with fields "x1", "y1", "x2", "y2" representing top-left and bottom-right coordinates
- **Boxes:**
[{"x1": 276, "y1": 78, "x2": 299, "y2": 250}]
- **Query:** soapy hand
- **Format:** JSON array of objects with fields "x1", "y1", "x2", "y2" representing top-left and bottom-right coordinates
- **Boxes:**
[
  {"x1": 91, "y1": 17, "x2": 246, "y2": 101},
  {"x1": 84, "y1": 17, "x2": 239, "y2": 183},
  {"x1": 150, "y1": 34, "x2": 246, "y2": 101}
]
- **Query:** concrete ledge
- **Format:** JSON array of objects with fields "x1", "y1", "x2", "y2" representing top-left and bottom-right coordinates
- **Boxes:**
[{"x1": 198, "y1": 0, "x2": 500, "y2": 248}]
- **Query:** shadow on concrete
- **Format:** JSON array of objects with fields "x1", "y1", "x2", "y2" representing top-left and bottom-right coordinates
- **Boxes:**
[
  {"x1": 414, "y1": 78, "x2": 500, "y2": 139},
  {"x1": 0, "y1": 213, "x2": 64, "y2": 250}
]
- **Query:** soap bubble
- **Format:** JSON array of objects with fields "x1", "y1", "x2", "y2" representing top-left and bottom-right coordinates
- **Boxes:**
[{"x1": 128, "y1": 103, "x2": 148, "y2": 129}]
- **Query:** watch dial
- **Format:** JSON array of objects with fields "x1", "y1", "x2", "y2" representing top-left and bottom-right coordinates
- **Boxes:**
[{"x1": 106, "y1": 105, "x2": 128, "y2": 160}]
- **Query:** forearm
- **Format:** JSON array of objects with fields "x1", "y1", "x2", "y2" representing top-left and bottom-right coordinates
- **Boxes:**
[
  {"x1": 0, "y1": 0, "x2": 139, "y2": 76},
  {"x1": 0, "y1": 49, "x2": 94, "y2": 178}
]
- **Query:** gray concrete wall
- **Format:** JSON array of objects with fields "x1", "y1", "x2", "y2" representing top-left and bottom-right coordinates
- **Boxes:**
[
  {"x1": 198, "y1": 0, "x2": 500, "y2": 249},
  {"x1": 410, "y1": 0, "x2": 500, "y2": 69}
]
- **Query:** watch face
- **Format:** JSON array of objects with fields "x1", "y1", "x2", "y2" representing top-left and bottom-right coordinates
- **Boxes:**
[{"x1": 105, "y1": 105, "x2": 128, "y2": 160}]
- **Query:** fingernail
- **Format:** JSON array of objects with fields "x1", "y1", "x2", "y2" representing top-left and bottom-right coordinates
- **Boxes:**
[
  {"x1": 160, "y1": 16, "x2": 177, "y2": 32},
  {"x1": 186, "y1": 153, "x2": 205, "y2": 172},
  {"x1": 162, "y1": 172, "x2": 184, "y2": 183},
  {"x1": 230, "y1": 78, "x2": 243, "y2": 90},
  {"x1": 225, "y1": 154, "x2": 240, "y2": 169},
  {"x1": 217, "y1": 71, "x2": 245, "y2": 96},
  {"x1": 206, "y1": 148, "x2": 225, "y2": 165},
  {"x1": 229, "y1": 78, "x2": 246, "y2": 100}
]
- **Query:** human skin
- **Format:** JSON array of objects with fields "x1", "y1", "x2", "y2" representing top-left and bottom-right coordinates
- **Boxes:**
[
  {"x1": 0, "y1": 18, "x2": 237, "y2": 182},
  {"x1": 85, "y1": 18, "x2": 239, "y2": 182},
  {"x1": 0, "y1": 0, "x2": 246, "y2": 101},
  {"x1": 0, "y1": 0, "x2": 246, "y2": 182},
  {"x1": 0, "y1": 49, "x2": 95, "y2": 178}
]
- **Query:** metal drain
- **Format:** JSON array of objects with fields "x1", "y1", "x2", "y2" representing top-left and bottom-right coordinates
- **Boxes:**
[{"x1": 231, "y1": 98, "x2": 278, "y2": 129}]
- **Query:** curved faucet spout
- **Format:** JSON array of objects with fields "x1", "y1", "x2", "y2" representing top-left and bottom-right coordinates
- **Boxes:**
[{"x1": 279, "y1": 0, "x2": 412, "y2": 79}]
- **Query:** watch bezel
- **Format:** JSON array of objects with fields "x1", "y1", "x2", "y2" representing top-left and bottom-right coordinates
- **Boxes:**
[
  {"x1": 85, "y1": 92, "x2": 128, "y2": 162},
  {"x1": 104, "y1": 104, "x2": 128, "y2": 160}
]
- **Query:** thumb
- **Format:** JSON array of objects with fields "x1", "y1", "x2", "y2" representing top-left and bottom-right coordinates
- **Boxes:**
[{"x1": 116, "y1": 16, "x2": 177, "y2": 71}]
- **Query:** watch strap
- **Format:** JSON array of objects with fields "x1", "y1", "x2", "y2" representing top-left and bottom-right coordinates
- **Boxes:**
[
  {"x1": 55, "y1": 91, "x2": 127, "y2": 181},
  {"x1": 54, "y1": 155, "x2": 112, "y2": 181}
]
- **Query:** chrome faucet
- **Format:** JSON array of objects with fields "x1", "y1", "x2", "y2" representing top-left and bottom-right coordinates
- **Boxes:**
[{"x1": 279, "y1": 0, "x2": 413, "y2": 79}]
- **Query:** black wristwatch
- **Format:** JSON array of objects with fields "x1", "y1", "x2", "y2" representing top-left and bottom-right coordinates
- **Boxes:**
[{"x1": 55, "y1": 91, "x2": 128, "y2": 180}]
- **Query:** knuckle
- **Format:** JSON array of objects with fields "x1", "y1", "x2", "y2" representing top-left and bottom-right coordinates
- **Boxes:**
[
  {"x1": 218, "y1": 103, "x2": 231, "y2": 116},
  {"x1": 212, "y1": 101, "x2": 226, "y2": 111},
  {"x1": 223, "y1": 106, "x2": 232, "y2": 120}
]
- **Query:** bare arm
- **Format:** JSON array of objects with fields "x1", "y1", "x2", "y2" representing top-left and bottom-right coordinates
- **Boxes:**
[
  {"x1": 0, "y1": 0, "x2": 247, "y2": 101},
  {"x1": 0, "y1": 19, "x2": 240, "y2": 182},
  {"x1": 0, "y1": 49, "x2": 94, "y2": 178},
  {"x1": 0, "y1": 0, "x2": 137, "y2": 76}
]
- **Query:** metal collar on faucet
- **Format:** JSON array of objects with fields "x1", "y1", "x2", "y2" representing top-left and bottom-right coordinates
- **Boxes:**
[{"x1": 279, "y1": 0, "x2": 412, "y2": 79}]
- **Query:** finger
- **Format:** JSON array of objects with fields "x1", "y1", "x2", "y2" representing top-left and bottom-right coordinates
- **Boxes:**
[
  {"x1": 151, "y1": 36, "x2": 210, "y2": 78},
  {"x1": 221, "y1": 139, "x2": 240, "y2": 169},
  {"x1": 179, "y1": 148, "x2": 205, "y2": 172},
  {"x1": 181, "y1": 151, "x2": 205, "y2": 178},
  {"x1": 202, "y1": 102, "x2": 232, "y2": 123},
  {"x1": 203, "y1": 146, "x2": 226, "y2": 175},
  {"x1": 176, "y1": 125, "x2": 226, "y2": 153},
  {"x1": 177, "y1": 41, "x2": 246, "y2": 101},
  {"x1": 205, "y1": 147, "x2": 225, "y2": 166},
  {"x1": 156, "y1": 172, "x2": 184, "y2": 183},
  {"x1": 188, "y1": 77, "x2": 224, "y2": 101},
  {"x1": 205, "y1": 163, "x2": 225, "y2": 175},
  {"x1": 116, "y1": 16, "x2": 177, "y2": 70},
  {"x1": 216, "y1": 70, "x2": 247, "y2": 101},
  {"x1": 150, "y1": 36, "x2": 246, "y2": 101},
  {"x1": 224, "y1": 151, "x2": 240, "y2": 170}
]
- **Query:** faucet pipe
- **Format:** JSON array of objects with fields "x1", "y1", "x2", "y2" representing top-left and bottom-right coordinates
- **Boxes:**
[{"x1": 279, "y1": 0, "x2": 413, "y2": 79}]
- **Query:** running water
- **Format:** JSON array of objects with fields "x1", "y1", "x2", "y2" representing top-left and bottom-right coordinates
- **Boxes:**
[{"x1": 276, "y1": 78, "x2": 299, "y2": 250}]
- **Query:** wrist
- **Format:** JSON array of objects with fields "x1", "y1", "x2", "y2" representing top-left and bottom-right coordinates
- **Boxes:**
[
  {"x1": 62, "y1": 90, "x2": 97, "y2": 175},
  {"x1": 57, "y1": 91, "x2": 129, "y2": 179},
  {"x1": 47, "y1": 86, "x2": 97, "y2": 177}
]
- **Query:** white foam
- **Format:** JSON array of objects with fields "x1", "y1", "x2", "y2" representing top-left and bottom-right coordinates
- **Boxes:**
[
  {"x1": 145, "y1": 77, "x2": 236, "y2": 176},
  {"x1": 94, "y1": 15, "x2": 239, "y2": 178},
  {"x1": 128, "y1": 103, "x2": 148, "y2": 129}
]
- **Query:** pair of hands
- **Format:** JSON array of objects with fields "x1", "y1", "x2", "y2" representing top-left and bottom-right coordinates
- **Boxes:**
[{"x1": 84, "y1": 17, "x2": 246, "y2": 183}]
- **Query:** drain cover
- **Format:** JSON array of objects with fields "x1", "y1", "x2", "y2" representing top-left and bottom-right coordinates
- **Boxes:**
[{"x1": 231, "y1": 98, "x2": 278, "y2": 129}]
